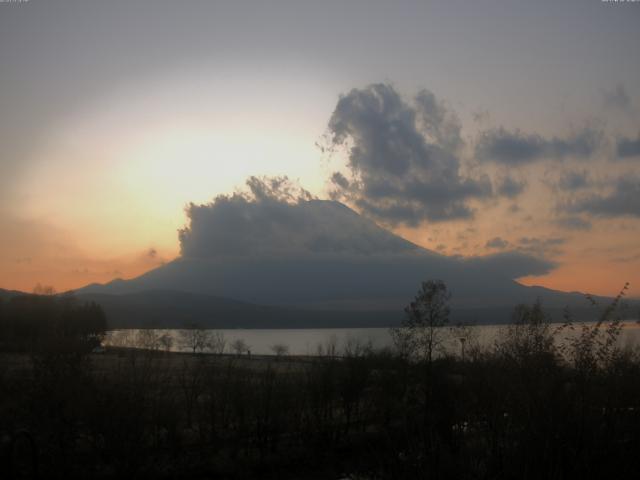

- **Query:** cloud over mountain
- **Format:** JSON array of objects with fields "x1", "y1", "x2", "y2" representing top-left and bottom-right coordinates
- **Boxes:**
[
  {"x1": 161, "y1": 177, "x2": 556, "y2": 305},
  {"x1": 179, "y1": 176, "x2": 419, "y2": 258},
  {"x1": 79, "y1": 175, "x2": 568, "y2": 313}
]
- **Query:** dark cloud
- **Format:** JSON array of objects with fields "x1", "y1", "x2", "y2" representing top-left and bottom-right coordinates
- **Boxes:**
[
  {"x1": 326, "y1": 84, "x2": 492, "y2": 225},
  {"x1": 554, "y1": 216, "x2": 592, "y2": 231},
  {"x1": 519, "y1": 237, "x2": 565, "y2": 247},
  {"x1": 566, "y1": 177, "x2": 640, "y2": 218},
  {"x1": 486, "y1": 237, "x2": 509, "y2": 249},
  {"x1": 330, "y1": 172, "x2": 350, "y2": 190},
  {"x1": 616, "y1": 134, "x2": 640, "y2": 159},
  {"x1": 475, "y1": 127, "x2": 602, "y2": 165},
  {"x1": 413, "y1": 89, "x2": 463, "y2": 151},
  {"x1": 496, "y1": 176, "x2": 526, "y2": 198},
  {"x1": 464, "y1": 251, "x2": 556, "y2": 279},
  {"x1": 557, "y1": 170, "x2": 590, "y2": 190}
]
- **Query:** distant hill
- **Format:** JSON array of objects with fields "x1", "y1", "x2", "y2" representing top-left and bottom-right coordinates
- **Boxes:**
[
  {"x1": 76, "y1": 290, "x2": 397, "y2": 329},
  {"x1": 1, "y1": 286, "x2": 629, "y2": 329},
  {"x1": 76, "y1": 289, "x2": 625, "y2": 329},
  {"x1": 0, "y1": 288, "x2": 27, "y2": 301}
]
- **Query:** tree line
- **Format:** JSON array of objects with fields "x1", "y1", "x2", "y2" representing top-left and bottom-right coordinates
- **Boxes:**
[{"x1": 0, "y1": 291, "x2": 106, "y2": 353}]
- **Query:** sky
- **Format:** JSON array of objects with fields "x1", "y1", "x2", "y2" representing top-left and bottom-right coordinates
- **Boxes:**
[{"x1": 1, "y1": 0, "x2": 639, "y2": 297}]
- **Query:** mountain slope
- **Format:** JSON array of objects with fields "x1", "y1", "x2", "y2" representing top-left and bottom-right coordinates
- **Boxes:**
[{"x1": 76, "y1": 199, "x2": 618, "y2": 326}]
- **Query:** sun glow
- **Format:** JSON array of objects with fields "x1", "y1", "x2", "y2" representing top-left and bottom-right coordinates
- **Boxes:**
[
  {"x1": 18, "y1": 70, "x2": 333, "y2": 259},
  {"x1": 120, "y1": 127, "x2": 323, "y2": 215}
]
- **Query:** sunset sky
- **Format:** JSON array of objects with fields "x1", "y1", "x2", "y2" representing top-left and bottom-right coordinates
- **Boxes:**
[{"x1": 1, "y1": 0, "x2": 639, "y2": 297}]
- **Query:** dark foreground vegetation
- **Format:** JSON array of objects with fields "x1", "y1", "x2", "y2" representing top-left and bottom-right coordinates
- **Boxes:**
[{"x1": 1, "y1": 284, "x2": 639, "y2": 479}]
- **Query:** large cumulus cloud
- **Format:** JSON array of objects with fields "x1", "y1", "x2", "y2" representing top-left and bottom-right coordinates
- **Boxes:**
[
  {"x1": 179, "y1": 176, "x2": 419, "y2": 258},
  {"x1": 325, "y1": 84, "x2": 492, "y2": 225}
]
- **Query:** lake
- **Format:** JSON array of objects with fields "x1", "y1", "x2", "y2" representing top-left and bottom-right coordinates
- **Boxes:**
[{"x1": 105, "y1": 321, "x2": 640, "y2": 356}]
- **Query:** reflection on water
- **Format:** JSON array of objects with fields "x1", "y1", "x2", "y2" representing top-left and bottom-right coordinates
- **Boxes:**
[{"x1": 105, "y1": 321, "x2": 640, "y2": 356}]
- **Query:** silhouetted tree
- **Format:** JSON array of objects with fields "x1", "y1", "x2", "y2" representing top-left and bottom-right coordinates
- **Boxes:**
[
  {"x1": 158, "y1": 332, "x2": 174, "y2": 352},
  {"x1": 209, "y1": 331, "x2": 227, "y2": 354},
  {"x1": 561, "y1": 282, "x2": 630, "y2": 374},
  {"x1": 392, "y1": 279, "x2": 451, "y2": 363},
  {"x1": 135, "y1": 329, "x2": 162, "y2": 351},
  {"x1": 32, "y1": 283, "x2": 56, "y2": 296},
  {"x1": 0, "y1": 293, "x2": 106, "y2": 353},
  {"x1": 179, "y1": 325, "x2": 211, "y2": 354},
  {"x1": 231, "y1": 338, "x2": 248, "y2": 356},
  {"x1": 270, "y1": 343, "x2": 289, "y2": 358},
  {"x1": 495, "y1": 299, "x2": 555, "y2": 365}
]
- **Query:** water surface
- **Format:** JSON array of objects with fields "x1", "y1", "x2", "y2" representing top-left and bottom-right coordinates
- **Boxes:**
[{"x1": 106, "y1": 321, "x2": 640, "y2": 356}]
